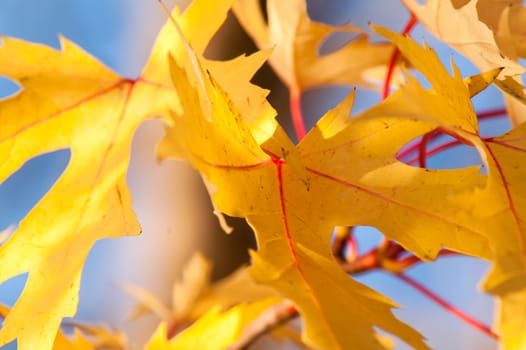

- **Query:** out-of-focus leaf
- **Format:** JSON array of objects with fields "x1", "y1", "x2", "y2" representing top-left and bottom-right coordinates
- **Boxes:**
[
  {"x1": 144, "y1": 298, "x2": 280, "y2": 350},
  {"x1": 401, "y1": 0, "x2": 526, "y2": 125},
  {"x1": 233, "y1": 0, "x2": 405, "y2": 93}
]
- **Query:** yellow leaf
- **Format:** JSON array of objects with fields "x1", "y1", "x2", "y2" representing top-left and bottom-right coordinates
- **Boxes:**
[
  {"x1": 233, "y1": 0, "x2": 404, "y2": 93},
  {"x1": 60, "y1": 322, "x2": 126, "y2": 350},
  {"x1": 375, "y1": 25, "x2": 526, "y2": 295},
  {"x1": 369, "y1": 26, "x2": 526, "y2": 348},
  {"x1": 0, "y1": 304, "x2": 124, "y2": 350},
  {"x1": 187, "y1": 264, "x2": 277, "y2": 322},
  {"x1": 52, "y1": 330, "x2": 94, "y2": 350},
  {"x1": 0, "y1": 0, "x2": 239, "y2": 348},
  {"x1": 401, "y1": 0, "x2": 526, "y2": 125},
  {"x1": 144, "y1": 299, "x2": 280, "y2": 350},
  {"x1": 469, "y1": 125, "x2": 526, "y2": 294},
  {"x1": 495, "y1": 289, "x2": 526, "y2": 350},
  {"x1": 160, "y1": 33, "x2": 430, "y2": 350},
  {"x1": 464, "y1": 67, "x2": 504, "y2": 98},
  {"x1": 401, "y1": 0, "x2": 525, "y2": 77}
]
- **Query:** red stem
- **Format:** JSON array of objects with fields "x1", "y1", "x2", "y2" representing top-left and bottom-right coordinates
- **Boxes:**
[
  {"x1": 477, "y1": 108, "x2": 507, "y2": 120},
  {"x1": 346, "y1": 231, "x2": 358, "y2": 261},
  {"x1": 290, "y1": 90, "x2": 306, "y2": 141},
  {"x1": 394, "y1": 273, "x2": 499, "y2": 340},
  {"x1": 407, "y1": 139, "x2": 463, "y2": 165},
  {"x1": 398, "y1": 106, "x2": 506, "y2": 164},
  {"x1": 397, "y1": 137, "x2": 428, "y2": 161},
  {"x1": 418, "y1": 132, "x2": 433, "y2": 167},
  {"x1": 382, "y1": 13, "x2": 418, "y2": 100}
]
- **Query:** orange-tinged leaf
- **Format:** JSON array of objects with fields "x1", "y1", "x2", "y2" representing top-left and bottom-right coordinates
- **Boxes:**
[
  {"x1": 233, "y1": 0, "x2": 404, "y2": 93},
  {"x1": 0, "y1": 0, "x2": 242, "y2": 348},
  {"x1": 160, "y1": 37, "x2": 429, "y2": 350}
]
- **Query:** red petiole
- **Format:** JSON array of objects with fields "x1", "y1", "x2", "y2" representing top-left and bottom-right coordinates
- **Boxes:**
[
  {"x1": 290, "y1": 90, "x2": 306, "y2": 142},
  {"x1": 382, "y1": 13, "x2": 418, "y2": 100},
  {"x1": 394, "y1": 273, "x2": 499, "y2": 340}
]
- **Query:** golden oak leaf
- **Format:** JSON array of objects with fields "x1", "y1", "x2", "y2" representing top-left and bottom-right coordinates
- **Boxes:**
[
  {"x1": 144, "y1": 298, "x2": 280, "y2": 350},
  {"x1": 0, "y1": 0, "x2": 252, "y2": 348},
  {"x1": 401, "y1": 0, "x2": 526, "y2": 125},
  {"x1": 467, "y1": 124, "x2": 526, "y2": 295},
  {"x1": 0, "y1": 35, "x2": 144, "y2": 350},
  {"x1": 371, "y1": 25, "x2": 526, "y2": 295},
  {"x1": 159, "y1": 34, "x2": 432, "y2": 348},
  {"x1": 370, "y1": 26, "x2": 526, "y2": 347},
  {"x1": 461, "y1": 126, "x2": 526, "y2": 350},
  {"x1": 372, "y1": 26, "x2": 526, "y2": 349},
  {"x1": 232, "y1": 0, "x2": 404, "y2": 94},
  {"x1": 204, "y1": 51, "x2": 306, "y2": 180}
]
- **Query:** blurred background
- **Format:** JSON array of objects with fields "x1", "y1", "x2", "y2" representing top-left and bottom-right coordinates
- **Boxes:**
[{"x1": 0, "y1": 0, "x2": 502, "y2": 349}]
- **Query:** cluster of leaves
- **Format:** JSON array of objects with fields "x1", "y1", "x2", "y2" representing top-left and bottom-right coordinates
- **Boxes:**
[{"x1": 0, "y1": 0, "x2": 525, "y2": 349}]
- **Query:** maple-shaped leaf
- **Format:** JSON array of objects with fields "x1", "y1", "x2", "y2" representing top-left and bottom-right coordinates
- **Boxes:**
[
  {"x1": 232, "y1": 0, "x2": 404, "y2": 94},
  {"x1": 0, "y1": 0, "x2": 250, "y2": 348},
  {"x1": 159, "y1": 31, "x2": 430, "y2": 348},
  {"x1": 401, "y1": 0, "x2": 526, "y2": 125}
]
